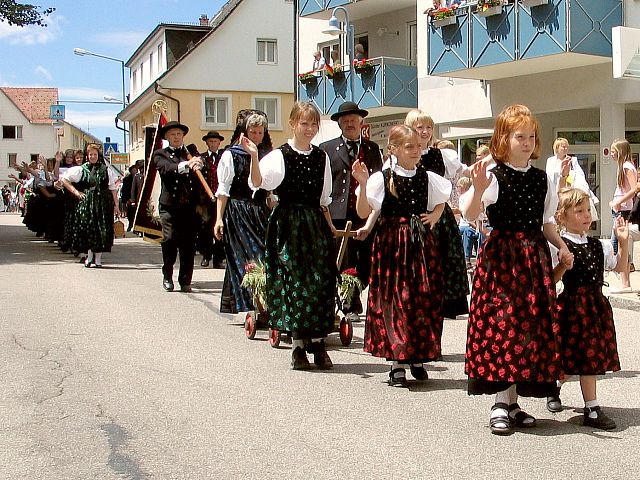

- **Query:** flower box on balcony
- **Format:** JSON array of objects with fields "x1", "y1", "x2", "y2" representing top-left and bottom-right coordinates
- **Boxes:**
[
  {"x1": 353, "y1": 59, "x2": 375, "y2": 75},
  {"x1": 520, "y1": 0, "x2": 549, "y2": 7},
  {"x1": 477, "y1": 5, "x2": 503, "y2": 17},
  {"x1": 432, "y1": 15, "x2": 457, "y2": 28},
  {"x1": 298, "y1": 72, "x2": 319, "y2": 85}
]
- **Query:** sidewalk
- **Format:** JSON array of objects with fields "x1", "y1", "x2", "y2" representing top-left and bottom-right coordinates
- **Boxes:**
[{"x1": 604, "y1": 238, "x2": 640, "y2": 311}]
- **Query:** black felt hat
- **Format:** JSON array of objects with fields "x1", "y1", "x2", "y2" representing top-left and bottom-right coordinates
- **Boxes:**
[
  {"x1": 159, "y1": 120, "x2": 189, "y2": 138},
  {"x1": 330, "y1": 101, "x2": 369, "y2": 121},
  {"x1": 202, "y1": 130, "x2": 224, "y2": 142}
]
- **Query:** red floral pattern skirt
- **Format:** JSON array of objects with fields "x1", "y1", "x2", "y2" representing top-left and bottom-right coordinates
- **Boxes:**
[
  {"x1": 364, "y1": 218, "x2": 443, "y2": 362},
  {"x1": 465, "y1": 230, "x2": 563, "y2": 396},
  {"x1": 557, "y1": 286, "x2": 620, "y2": 375}
]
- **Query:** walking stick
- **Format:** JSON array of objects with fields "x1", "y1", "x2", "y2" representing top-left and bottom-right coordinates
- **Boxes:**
[{"x1": 185, "y1": 144, "x2": 215, "y2": 203}]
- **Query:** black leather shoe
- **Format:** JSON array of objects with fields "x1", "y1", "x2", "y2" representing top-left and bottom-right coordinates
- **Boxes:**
[
  {"x1": 307, "y1": 341, "x2": 333, "y2": 369},
  {"x1": 200, "y1": 258, "x2": 210, "y2": 267},
  {"x1": 163, "y1": 279, "x2": 174, "y2": 292},
  {"x1": 180, "y1": 284, "x2": 192, "y2": 293},
  {"x1": 291, "y1": 347, "x2": 311, "y2": 370},
  {"x1": 583, "y1": 406, "x2": 616, "y2": 430},
  {"x1": 410, "y1": 363, "x2": 429, "y2": 381},
  {"x1": 546, "y1": 386, "x2": 562, "y2": 413}
]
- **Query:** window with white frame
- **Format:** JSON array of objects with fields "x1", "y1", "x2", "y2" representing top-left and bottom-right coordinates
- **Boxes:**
[
  {"x1": 157, "y1": 44, "x2": 163, "y2": 72},
  {"x1": 7, "y1": 153, "x2": 17, "y2": 167},
  {"x1": 132, "y1": 70, "x2": 138, "y2": 95},
  {"x1": 2, "y1": 125, "x2": 23, "y2": 139},
  {"x1": 252, "y1": 96, "x2": 280, "y2": 129},
  {"x1": 257, "y1": 39, "x2": 277, "y2": 64},
  {"x1": 150, "y1": 51, "x2": 155, "y2": 78},
  {"x1": 203, "y1": 95, "x2": 231, "y2": 127}
]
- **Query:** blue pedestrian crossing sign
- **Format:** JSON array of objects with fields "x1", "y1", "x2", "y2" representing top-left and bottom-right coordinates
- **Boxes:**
[
  {"x1": 50, "y1": 104, "x2": 65, "y2": 120},
  {"x1": 103, "y1": 142, "x2": 118, "y2": 158}
]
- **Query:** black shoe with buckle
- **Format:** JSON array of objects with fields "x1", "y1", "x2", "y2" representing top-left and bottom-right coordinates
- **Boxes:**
[
  {"x1": 388, "y1": 367, "x2": 408, "y2": 387},
  {"x1": 291, "y1": 347, "x2": 311, "y2": 370},
  {"x1": 200, "y1": 258, "x2": 210, "y2": 267},
  {"x1": 163, "y1": 278, "x2": 174, "y2": 292},
  {"x1": 583, "y1": 406, "x2": 616, "y2": 430},
  {"x1": 546, "y1": 386, "x2": 562, "y2": 413},
  {"x1": 180, "y1": 284, "x2": 192, "y2": 293},
  {"x1": 409, "y1": 363, "x2": 429, "y2": 381},
  {"x1": 307, "y1": 341, "x2": 333, "y2": 369}
]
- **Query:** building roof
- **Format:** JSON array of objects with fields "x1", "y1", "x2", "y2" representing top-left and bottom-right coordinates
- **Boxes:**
[
  {"x1": 125, "y1": 23, "x2": 211, "y2": 66},
  {"x1": 0, "y1": 87, "x2": 58, "y2": 124}
]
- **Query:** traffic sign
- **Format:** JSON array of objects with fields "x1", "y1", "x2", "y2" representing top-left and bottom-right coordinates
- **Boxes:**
[
  {"x1": 110, "y1": 153, "x2": 129, "y2": 165},
  {"x1": 103, "y1": 142, "x2": 118, "y2": 158},
  {"x1": 50, "y1": 104, "x2": 65, "y2": 120}
]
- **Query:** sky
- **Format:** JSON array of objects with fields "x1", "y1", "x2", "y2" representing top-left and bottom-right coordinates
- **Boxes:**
[{"x1": 0, "y1": 0, "x2": 228, "y2": 151}]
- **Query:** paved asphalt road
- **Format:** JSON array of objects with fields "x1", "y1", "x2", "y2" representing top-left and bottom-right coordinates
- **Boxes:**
[{"x1": 1, "y1": 213, "x2": 639, "y2": 480}]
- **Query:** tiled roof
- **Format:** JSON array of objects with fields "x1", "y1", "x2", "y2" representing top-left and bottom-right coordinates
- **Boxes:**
[{"x1": 0, "y1": 87, "x2": 58, "y2": 124}]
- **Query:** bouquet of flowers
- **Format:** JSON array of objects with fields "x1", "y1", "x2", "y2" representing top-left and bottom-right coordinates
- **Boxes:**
[
  {"x1": 241, "y1": 261, "x2": 267, "y2": 311},
  {"x1": 339, "y1": 268, "x2": 364, "y2": 307}
]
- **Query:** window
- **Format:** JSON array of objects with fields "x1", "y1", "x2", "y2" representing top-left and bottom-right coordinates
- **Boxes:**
[
  {"x1": 257, "y1": 39, "x2": 277, "y2": 64},
  {"x1": 2, "y1": 125, "x2": 23, "y2": 139},
  {"x1": 157, "y1": 44, "x2": 163, "y2": 71},
  {"x1": 203, "y1": 95, "x2": 231, "y2": 126},
  {"x1": 253, "y1": 96, "x2": 280, "y2": 129},
  {"x1": 150, "y1": 51, "x2": 155, "y2": 78},
  {"x1": 8, "y1": 153, "x2": 17, "y2": 167},
  {"x1": 408, "y1": 22, "x2": 417, "y2": 66},
  {"x1": 140, "y1": 62, "x2": 145, "y2": 85},
  {"x1": 132, "y1": 70, "x2": 138, "y2": 95},
  {"x1": 30, "y1": 154, "x2": 39, "y2": 163}
]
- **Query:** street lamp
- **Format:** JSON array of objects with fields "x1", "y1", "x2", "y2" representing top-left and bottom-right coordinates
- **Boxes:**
[
  {"x1": 322, "y1": 6, "x2": 355, "y2": 102},
  {"x1": 74, "y1": 47, "x2": 127, "y2": 152}
]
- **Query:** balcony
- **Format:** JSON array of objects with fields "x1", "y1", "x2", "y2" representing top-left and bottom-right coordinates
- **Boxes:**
[
  {"x1": 298, "y1": 57, "x2": 417, "y2": 116},
  {"x1": 428, "y1": 0, "x2": 623, "y2": 80},
  {"x1": 299, "y1": 0, "x2": 350, "y2": 17},
  {"x1": 298, "y1": 0, "x2": 415, "y2": 20}
]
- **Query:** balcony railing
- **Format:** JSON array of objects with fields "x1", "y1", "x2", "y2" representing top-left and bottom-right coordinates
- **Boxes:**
[
  {"x1": 298, "y1": 57, "x2": 417, "y2": 116},
  {"x1": 299, "y1": 0, "x2": 351, "y2": 17},
  {"x1": 428, "y1": 0, "x2": 623, "y2": 79}
]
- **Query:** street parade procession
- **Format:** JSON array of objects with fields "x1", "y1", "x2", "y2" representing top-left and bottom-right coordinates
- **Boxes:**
[{"x1": 10, "y1": 98, "x2": 640, "y2": 436}]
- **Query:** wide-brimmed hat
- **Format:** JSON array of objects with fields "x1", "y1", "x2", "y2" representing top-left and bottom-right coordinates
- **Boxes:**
[
  {"x1": 330, "y1": 101, "x2": 369, "y2": 122},
  {"x1": 202, "y1": 130, "x2": 224, "y2": 142},
  {"x1": 159, "y1": 120, "x2": 189, "y2": 138}
]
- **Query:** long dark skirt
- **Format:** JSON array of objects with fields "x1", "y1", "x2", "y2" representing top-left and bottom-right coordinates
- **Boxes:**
[
  {"x1": 61, "y1": 192, "x2": 79, "y2": 251},
  {"x1": 465, "y1": 230, "x2": 563, "y2": 397},
  {"x1": 364, "y1": 217, "x2": 444, "y2": 362},
  {"x1": 265, "y1": 204, "x2": 335, "y2": 338},
  {"x1": 220, "y1": 197, "x2": 268, "y2": 314},
  {"x1": 72, "y1": 187, "x2": 114, "y2": 253},
  {"x1": 558, "y1": 286, "x2": 621, "y2": 375},
  {"x1": 432, "y1": 204, "x2": 469, "y2": 318}
]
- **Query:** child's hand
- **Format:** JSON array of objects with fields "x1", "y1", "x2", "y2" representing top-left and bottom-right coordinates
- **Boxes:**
[
  {"x1": 354, "y1": 226, "x2": 370, "y2": 241},
  {"x1": 560, "y1": 251, "x2": 574, "y2": 270},
  {"x1": 614, "y1": 216, "x2": 629, "y2": 243},
  {"x1": 420, "y1": 211, "x2": 439, "y2": 229},
  {"x1": 560, "y1": 157, "x2": 571, "y2": 178},
  {"x1": 351, "y1": 160, "x2": 369, "y2": 185},
  {"x1": 470, "y1": 160, "x2": 491, "y2": 193}
]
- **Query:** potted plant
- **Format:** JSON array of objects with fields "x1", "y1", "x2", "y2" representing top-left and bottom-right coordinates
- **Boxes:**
[
  {"x1": 427, "y1": 3, "x2": 459, "y2": 28},
  {"x1": 298, "y1": 71, "x2": 318, "y2": 85},
  {"x1": 520, "y1": 0, "x2": 548, "y2": 7},
  {"x1": 353, "y1": 59, "x2": 375, "y2": 75},
  {"x1": 477, "y1": 0, "x2": 503, "y2": 17}
]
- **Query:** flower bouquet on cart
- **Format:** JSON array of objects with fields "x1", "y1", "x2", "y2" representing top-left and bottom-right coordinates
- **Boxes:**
[
  {"x1": 338, "y1": 268, "x2": 364, "y2": 312},
  {"x1": 241, "y1": 261, "x2": 267, "y2": 314}
]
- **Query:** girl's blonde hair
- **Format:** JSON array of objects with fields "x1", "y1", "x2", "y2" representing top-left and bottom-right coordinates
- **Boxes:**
[
  {"x1": 404, "y1": 109, "x2": 435, "y2": 146},
  {"x1": 553, "y1": 137, "x2": 569, "y2": 154},
  {"x1": 555, "y1": 187, "x2": 590, "y2": 227},
  {"x1": 387, "y1": 125, "x2": 419, "y2": 198},
  {"x1": 436, "y1": 139, "x2": 455, "y2": 150},
  {"x1": 489, "y1": 104, "x2": 541, "y2": 163},
  {"x1": 289, "y1": 101, "x2": 321, "y2": 126},
  {"x1": 476, "y1": 144, "x2": 490, "y2": 159},
  {"x1": 611, "y1": 138, "x2": 632, "y2": 187},
  {"x1": 457, "y1": 176, "x2": 472, "y2": 192}
]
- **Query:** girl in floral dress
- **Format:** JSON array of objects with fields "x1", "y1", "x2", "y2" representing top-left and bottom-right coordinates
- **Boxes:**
[
  {"x1": 352, "y1": 125, "x2": 451, "y2": 386},
  {"x1": 248, "y1": 102, "x2": 337, "y2": 370},
  {"x1": 405, "y1": 110, "x2": 469, "y2": 319},
  {"x1": 548, "y1": 188, "x2": 625, "y2": 430},
  {"x1": 462, "y1": 104, "x2": 570, "y2": 435}
]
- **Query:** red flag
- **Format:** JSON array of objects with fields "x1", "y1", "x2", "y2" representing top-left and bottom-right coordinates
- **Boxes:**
[{"x1": 154, "y1": 112, "x2": 168, "y2": 151}]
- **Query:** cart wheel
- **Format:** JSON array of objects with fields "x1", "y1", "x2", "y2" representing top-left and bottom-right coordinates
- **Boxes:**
[
  {"x1": 268, "y1": 328, "x2": 281, "y2": 348},
  {"x1": 339, "y1": 318, "x2": 353, "y2": 346},
  {"x1": 245, "y1": 312, "x2": 257, "y2": 340}
]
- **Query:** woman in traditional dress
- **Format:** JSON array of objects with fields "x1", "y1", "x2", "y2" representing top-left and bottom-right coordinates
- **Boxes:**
[
  {"x1": 405, "y1": 109, "x2": 469, "y2": 319},
  {"x1": 352, "y1": 125, "x2": 451, "y2": 386},
  {"x1": 214, "y1": 111, "x2": 272, "y2": 314},
  {"x1": 61, "y1": 143, "x2": 120, "y2": 267},
  {"x1": 462, "y1": 104, "x2": 569, "y2": 435},
  {"x1": 249, "y1": 101, "x2": 337, "y2": 370}
]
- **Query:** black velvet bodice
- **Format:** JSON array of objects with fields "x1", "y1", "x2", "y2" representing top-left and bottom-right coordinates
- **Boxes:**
[
  {"x1": 562, "y1": 237, "x2": 605, "y2": 291},
  {"x1": 419, "y1": 148, "x2": 445, "y2": 177},
  {"x1": 486, "y1": 163, "x2": 547, "y2": 231},
  {"x1": 229, "y1": 148, "x2": 253, "y2": 200},
  {"x1": 380, "y1": 167, "x2": 430, "y2": 218},
  {"x1": 275, "y1": 143, "x2": 325, "y2": 207}
]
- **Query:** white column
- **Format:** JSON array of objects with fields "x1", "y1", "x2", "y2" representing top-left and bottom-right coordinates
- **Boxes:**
[{"x1": 599, "y1": 101, "x2": 625, "y2": 238}]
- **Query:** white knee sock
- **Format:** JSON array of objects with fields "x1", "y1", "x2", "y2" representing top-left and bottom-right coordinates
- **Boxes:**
[
  {"x1": 86, "y1": 250, "x2": 94, "y2": 264},
  {"x1": 292, "y1": 339, "x2": 305, "y2": 351},
  {"x1": 94, "y1": 252, "x2": 102, "y2": 265},
  {"x1": 585, "y1": 399, "x2": 599, "y2": 418}
]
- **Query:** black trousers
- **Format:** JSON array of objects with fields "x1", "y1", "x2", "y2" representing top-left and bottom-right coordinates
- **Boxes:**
[
  {"x1": 196, "y1": 203, "x2": 225, "y2": 263},
  {"x1": 159, "y1": 204, "x2": 198, "y2": 286}
]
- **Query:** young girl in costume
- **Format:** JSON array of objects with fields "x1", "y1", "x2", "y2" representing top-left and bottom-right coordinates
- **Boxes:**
[
  {"x1": 547, "y1": 187, "x2": 625, "y2": 430},
  {"x1": 352, "y1": 125, "x2": 451, "y2": 386},
  {"x1": 405, "y1": 110, "x2": 469, "y2": 319},
  {"x1": 462, "y1": 104, "x2": 570, "y2": 435},
  {"x1": 248, "y1": 102, "x2": 337, "y2": 370}
]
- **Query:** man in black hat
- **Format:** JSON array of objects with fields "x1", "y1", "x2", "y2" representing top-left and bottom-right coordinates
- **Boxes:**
[
  {"x1": 197, "y1": 131, "x2": 226, "y2": 268},
  {"x1": 153, "y1": 120, "x2": 203, "y2": 292},
  {"x1": 319, "y1": 101, "x2": 383, "y2": 317}
]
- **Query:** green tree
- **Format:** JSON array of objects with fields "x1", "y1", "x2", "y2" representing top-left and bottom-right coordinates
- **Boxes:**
[{"x1": 0, "y1": 1, "x2": 54, "y2": 27}]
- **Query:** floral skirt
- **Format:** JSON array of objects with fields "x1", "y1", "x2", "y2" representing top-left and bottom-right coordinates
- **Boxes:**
[
  {"x1": 432, "y1": 204, "x2": 469, "y2": 318},
  {"x1": 465, "y1": 230, "x2": 563, "y2": 397},
  {"x1": 72, "y1": 187, "x2": 114, "y2": 253},
  {"x1": 265, "y1": 204, "x2": 335, "y2": 338},
  {"x1": 220, "y1": 197, "x2": 268, "y2": 314},
  {"x1": 365, "y1": 217, "x2": 443, "y2": 362},
  {"x1": 558, "y1": 286, "x2": 621, "y2": 375}
]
